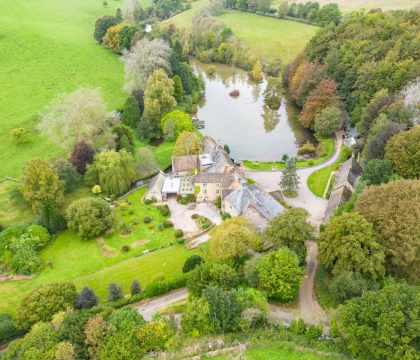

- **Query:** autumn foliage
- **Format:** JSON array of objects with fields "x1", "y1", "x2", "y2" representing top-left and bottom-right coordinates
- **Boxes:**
[{"x1": 299, "y1": 79, "x2": 342, "y2": 129}]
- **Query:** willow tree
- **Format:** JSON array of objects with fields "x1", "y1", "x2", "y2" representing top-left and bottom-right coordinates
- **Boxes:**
[{"x1": 85, "y1": 149, "x2": 137, "y2": 195}]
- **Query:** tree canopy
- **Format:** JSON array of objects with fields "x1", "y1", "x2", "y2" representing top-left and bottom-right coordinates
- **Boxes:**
[
  {"x1": 338, "y1": 282, "x2": 420, "y2": 360},
  {"x1": 263, "y1": 207, "x2": 314, "y2": 261},
  {"x1": 318, "y1": 213, "x2": 385, "y2": 280},
  {"x1": 160, "y1": 110, "x2": 194, "y2": 141},
  {"x1": 173, "y1": 131, "x2": 203, "y2": 156},
  {"x1": 385, "y1": 125, "x2": 420, "y2": 178},
  {"x1": 209, "y1": 217, "x2": 262, "y2": 262},
  {"x1": 85, "y1": 149, "x2": 137, "y2": 195},
  {"x1": 354, "y1": 180, "x2": 420, "y2": 283},
  {"x1": 66, "y1": 198, "x2": 115, "y2": 239},
  {"x1": 256, "y1": 248, "x2": 304, "y2": 302}
]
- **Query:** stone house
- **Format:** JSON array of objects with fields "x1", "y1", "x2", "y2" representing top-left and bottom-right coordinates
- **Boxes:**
[
  {"x1": 172, "y1": 155, "x2": 199, "y2": 176},
  {"x1": 144, "y1": 171, "x2": 166, "y2": 202},
  {"x1": 193, "y1": 172, "x2": 241, "y2": 202},
  {"x1": 223, "y1": 183, "x2": 285, "y2": 230}
]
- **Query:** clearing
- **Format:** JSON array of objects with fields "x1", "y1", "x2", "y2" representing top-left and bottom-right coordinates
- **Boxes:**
[{"x1": 0, "y1": 187, "x2": 197, "y2": 314}]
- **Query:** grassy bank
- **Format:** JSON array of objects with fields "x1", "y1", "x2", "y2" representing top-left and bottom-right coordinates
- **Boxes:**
[
  {"x1": 307, "y1": 145, "x2": 351, "y2": 198},
  {"x1": 243, "y1": 137, "x2": 334, "y2": 171}
]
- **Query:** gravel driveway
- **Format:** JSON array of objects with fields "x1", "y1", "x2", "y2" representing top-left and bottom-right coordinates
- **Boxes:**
[{"x1": 167, "y1": 198, "x2": 222, "y2": 237}]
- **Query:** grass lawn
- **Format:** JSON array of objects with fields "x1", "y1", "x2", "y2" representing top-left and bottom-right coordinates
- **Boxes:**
[
  {"x1": 166, "y1": 3, "x2": 318, "y2": 63},
  {"x1": 243, "y1": 137, "x2": 334, "y2": 171},
  {"x1": 207, "y1": 347, "x2": 344, "y2": 359},
  {"x1": 307, "y1": 145, "x2": 351, "y2": 198},
  {"x1": 0, "y1": 187, "x2": 195, "y2": 314}
]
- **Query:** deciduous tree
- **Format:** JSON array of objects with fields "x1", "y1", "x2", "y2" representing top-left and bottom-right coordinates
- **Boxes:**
[
  {"x1": 338, "y1": 282, "x2": 420, "y2": 360},
  {"x1": 362, "y1": 159, "x2": 394, "y2": 185},
  {"x1": 173, "y1": 131, "x2": 203, "y2": 156},
  {"x1": 385, "y1": 125, "x2": 420, "y2": 178},
  {"x1": 354, "y1": 180, "x2": 420, "y2": 282},
  {"x1": 76, "y1": 287, "x2": 99, "y2": 309},
  {"x1": 160, "y1": 110, "x2": 194, "y2": 141},
  {"x1": 66, "y1": 198, "x2": 115, "y2": 239},
  {"x1": 122, "y1": 39, "x2": 172, "y2": 93},
  {"x1": 209, "y1": 218, "x2": 262, "y2": 262},
  {"x1": 16, "y1": 283, "x2": 77, "y2": 330},
  {"x1": 85, "y1": 149, "x2": 137, "y2": 195},
  {"x1": 318, "y1": 213, "x2": 385, "y2": 280},
  {"x1": 314, "y1": 106, "x2": 343, "y2": 137},
  {"x1": 94, "y1": 16, "x2": 118, "y2": 43},
  {"x1": 251, "y1": 60, "x2": 263, "y2": 83},
  {"x1": 143, "y1": 69, "x2": 177, "y2": 125},
  {"x1": 70, "y1": 140, "x2": 94, "y2": 174},
  {"x1": 38, "y1": 88, "x2": 118, "y2": 149},
  {"x1": 263, "y1": 207, "x2": 314, "y2": 261},
  {"x1": 299, "y1": 80, "x2": 342, "y2": 129},
  {"x1": 53, "y1": 159, "x2": 82, "y2": 193},
  {"x1": 22, "y1": 158, "x2": 64, "y2": 212},
  {"x1": 257, "y1": 248, "x2": 304, "y2": 302}
]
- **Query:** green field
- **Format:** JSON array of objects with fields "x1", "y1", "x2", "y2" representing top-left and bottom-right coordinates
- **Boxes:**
[
  {"x1": 0, "y1": 187, "x2": 196, "y2": 314},
  {"x1": 167, "y1": 2, "x2": 319, "y2": 63},
  {"x1": 219, "y1": 12, "x2": 319, "y2": 63},
  {"x1": 0, "y1": 0, "x2": 128, "y2": 224}
]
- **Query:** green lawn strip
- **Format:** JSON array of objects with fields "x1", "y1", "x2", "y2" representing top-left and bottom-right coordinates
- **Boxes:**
[
  {"x1": 152, "y1": 141, "x2": 175, "y2": 170},
  {"x1": 165, "y1": 0, "x2": 209, "y2": 28},
  {"x1": 0, "y1": 187, "x2": 182, "y2": 314},
  {"x1": 72, "y1": 245, "x2": 197, "y2": 301},
  {"x1": 307, "y1": 145, "x2": 350, "y2": 198},
  {"x1": 243, "y1": 138, "x2": 334, "y2": 171},
  {"x1": 315, "y1": 265, "x2": 338, "y2": 310}
]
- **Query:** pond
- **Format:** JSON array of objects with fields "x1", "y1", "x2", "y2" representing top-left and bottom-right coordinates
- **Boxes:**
[{"x1": 192, "y1": 59, "x2": 313, "y2": 162}]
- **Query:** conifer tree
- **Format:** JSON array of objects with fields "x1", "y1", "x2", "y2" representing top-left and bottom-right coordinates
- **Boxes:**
[
  {"x1": 280, "y1": 158, "x2": 300, "y2": 196},
  {"x1": 251, "y1": 60, "x2": 263, "y2": 83},
  {"x1": 173, "y1": 75, "x2": 184, "y2": 103},
  {"x1": 122, "y1": 96, "x2": 141, "y2": 129}
]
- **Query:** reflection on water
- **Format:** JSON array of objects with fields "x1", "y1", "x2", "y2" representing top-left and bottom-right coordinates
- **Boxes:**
[{"x1": 192, "y1": 59, "x2": 313, "y2": 161}]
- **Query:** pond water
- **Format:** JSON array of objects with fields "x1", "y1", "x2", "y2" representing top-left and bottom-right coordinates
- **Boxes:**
[{"x1": 192, "y1": 59, "x2": 313, "y2": 161}]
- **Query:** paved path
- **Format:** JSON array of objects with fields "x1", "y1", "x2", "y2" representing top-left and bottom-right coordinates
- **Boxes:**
[
  {"x1": 135, "y1": 288, "x2": 189, "y2": 321},
  {"x1": 243, "y1": 132, "x2": 343, "y2": 226}
]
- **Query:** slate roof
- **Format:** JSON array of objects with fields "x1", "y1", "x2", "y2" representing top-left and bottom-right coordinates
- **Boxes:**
[
  {"x1": 201, "y1": 136, "x2": 234, "y2": 174},
  {"x1": 225, "y1": 184, "x2": 285, "y2": 221},
  {"x1": 193, "y1": 173, "x2": 235, "y2": 188},
  {"x1": 172, "y1": 155, "x2": 198, "y2": 173},
  {"x1": 146, "y1": 171, "x2": 166, "y2": 195}
]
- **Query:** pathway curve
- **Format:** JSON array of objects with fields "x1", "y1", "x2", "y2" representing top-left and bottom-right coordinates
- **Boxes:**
[{"x1": 242, "y1": 132, "x2": 343, "y2": 226}]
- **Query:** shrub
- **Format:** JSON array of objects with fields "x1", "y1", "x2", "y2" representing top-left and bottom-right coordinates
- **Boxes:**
[
  {"x1": 182, "y1": 255, "x2": 204, "y2": 273},
  {"x1": 297, "y1": 141, "x2": 316, "y2": 155},
  {"x1": 130, "y1": 280, "x2": 142, "y2": 296},
  {"x1": 174, "y1": 229, "x2": 184, "y2": 238},
  {"x1": 329, "y1": 271, "x2": 379, "y2": 304},
  {"x1": 158, "y1": 204, "x2": 170, "y2": 216},
  {"x1": 121, "y1": 245, "x2": 130, "y2": 252},
  {"x1": 187, "y1": 263, "x2": 239, "y2": 297},
  {"x1": 163, "y1": 220, "x2": 173, "y2": 228},
  {"x1": 144, "y1": 198, "x2": 152, "y2": 205},
  {"x1": 143, "y1": 216, "x2": 152, "y2": 224},
  {"x1": 0, "y1": 313, "x2": 22, "y2": 344},
  {"x1": 144, "y1": 276, "x2": 187, "y2": 298},
  {"x1": 107, "y1": 282, "x2": 123, "y2": 302},
  {"x1": 138, "y1": 321, "x2": 174, "y2": 351},
  {"x1": 206, "y1": 65, "x2": 216, "y2": 75},
  {"x1": 75, "y1": 287, "x2": 99, "y2": 309}
]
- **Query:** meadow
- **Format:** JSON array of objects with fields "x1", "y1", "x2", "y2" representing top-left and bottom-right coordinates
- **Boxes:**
[
  {"x1": 0, "y1": 187, "x2": 197, "y2": 314},
  {"x1": 167, "y1": 2, "x2": 319, "y2": 63},
  {"x1": 270, "y1": 0, "x2": 419, "y2": 12}
]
